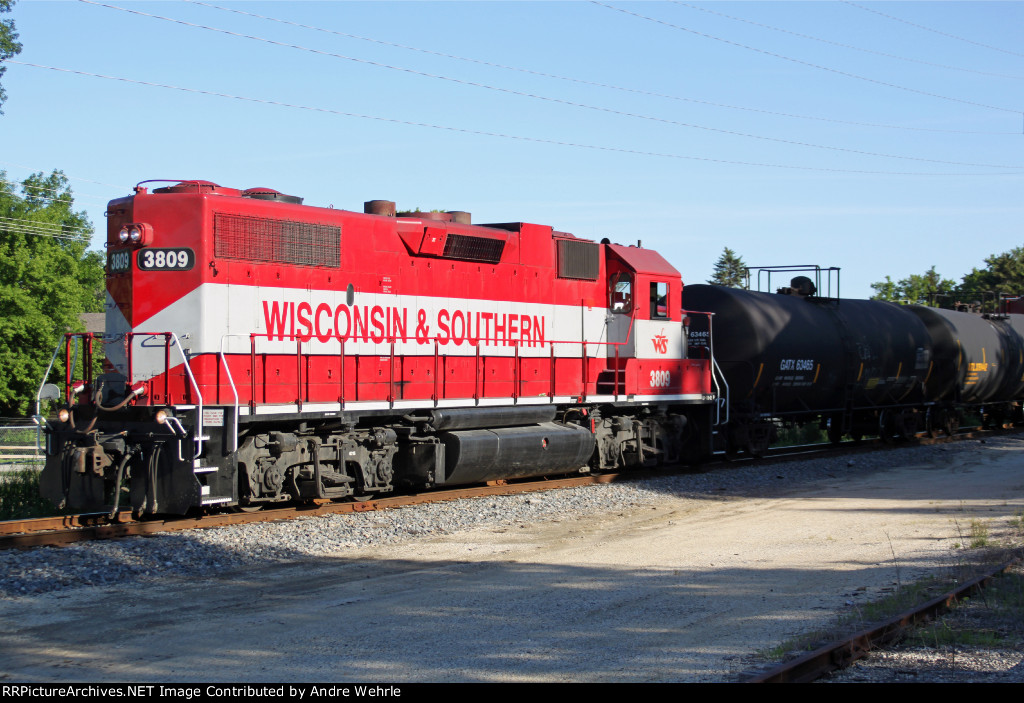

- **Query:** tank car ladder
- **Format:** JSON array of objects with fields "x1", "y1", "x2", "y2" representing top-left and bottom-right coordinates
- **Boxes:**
[{"x1": 701, "y1": 312, "x2": 730, "y2": 455}]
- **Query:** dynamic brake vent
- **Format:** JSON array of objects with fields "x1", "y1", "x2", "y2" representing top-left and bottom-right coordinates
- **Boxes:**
[{"x1": 442, "y1": 233, "x2": 505, "y2": 263}]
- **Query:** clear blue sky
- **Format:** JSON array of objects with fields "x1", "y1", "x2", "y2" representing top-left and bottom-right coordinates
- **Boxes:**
[{"x1": 2, "y1": 0, "x2": 1022, "y2": 299}]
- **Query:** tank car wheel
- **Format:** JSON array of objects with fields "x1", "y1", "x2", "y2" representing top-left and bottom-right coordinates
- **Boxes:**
[
  {"x1": 894, "y1": 412, "x2": 916, "y2": 442},
  {"x1": 744, "y1": 441, "x2": 766, "y2": 458},
  {"x1": 744, "y1": 426, "x2": 771, "y2": 458},
  {"x1": 943, "y1": 411, "x2": 959, "y2": 437},
  {"x1": 878, "y1": 411, "x2": 892, "y2": 443},
  {"x1": 988, "y1": 408, "x2": 1007, "y2": 431},
  {"x1": 722, "y1": 436, "x2": 741, "y2": 461},
  {"x1": 827, "y1": 417, "x2": 844, "y2": 445},
  {"x1": 849, "y1": 431, "x2": 863, "y2": 444},
  {"x1": 233, "y1": 504, "x2": 264, "y2": 513},
  {"x1": 925, "y1": 408, "x2": 939, "y2": 439}
]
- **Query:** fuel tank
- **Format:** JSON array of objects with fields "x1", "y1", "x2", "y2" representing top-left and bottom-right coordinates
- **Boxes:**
[
  {"x1": 439, "y1": 422, "x2": 595, "y2": 484},
  {"x1": 683, "y1": 284, "x2": 932, "y2": 415}
]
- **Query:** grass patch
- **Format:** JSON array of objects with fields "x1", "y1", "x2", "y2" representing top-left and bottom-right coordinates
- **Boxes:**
[
  {"x1": 968, "y1": 519, "x2": 991, "y2": 548},
  {"x1": 902, "y1": 565, "x2": 1024, "y2": 649},
  {"x1": 0, "y1": 468, "x2": 59, "y2": 520},
  {"x1": 753, "y1": 547, "x2": 1024, "y2": 669},
  {"x1": 1, "y1": 426, "x2": 39, "y2": 446},
  {"x1": 772, "y1": 423, "x2": 828, "y2": 447}
]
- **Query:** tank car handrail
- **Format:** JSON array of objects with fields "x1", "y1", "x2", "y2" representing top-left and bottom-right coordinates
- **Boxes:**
[{"x1": 708, "y1": 313, "x2": 728, "y2": 427}]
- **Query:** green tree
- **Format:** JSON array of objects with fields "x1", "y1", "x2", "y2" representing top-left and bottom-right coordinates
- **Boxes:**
[
  {"x1": 959, "y1": 246, "x2": 1024, "y2": 303},
  {"x1": 0, "y1": 1, "x2": 23, "y2": 114},
  {"x1": 708, "y1": 247, "x2": 746, "y2": 287},
  {"x1": 870, "y1": 266, "x2": 956, "y2": 306},
  {"x1": 0, "y1": 170, "x2": 104, "y2": 415},
  {"x1": 869, "y1": 275, "x2": 898, "y2": 302}
]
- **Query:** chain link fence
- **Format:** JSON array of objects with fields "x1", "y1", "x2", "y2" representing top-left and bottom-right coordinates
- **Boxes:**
[{"x1": 0, "y1": 418, "x2": 43, "y2": 468}]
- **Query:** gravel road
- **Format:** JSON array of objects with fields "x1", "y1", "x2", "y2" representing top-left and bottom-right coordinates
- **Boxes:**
[{"x1": 1, "y1": 437, "x2": 1022, "y2": 682}]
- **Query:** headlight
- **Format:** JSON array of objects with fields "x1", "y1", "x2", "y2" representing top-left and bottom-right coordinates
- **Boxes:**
[
  {"x1": 119, "y1": 223, "x2": 152, "y2": 246},
  {"x1": 58, "y1": 408, "x2": 70, "y2": 423}
]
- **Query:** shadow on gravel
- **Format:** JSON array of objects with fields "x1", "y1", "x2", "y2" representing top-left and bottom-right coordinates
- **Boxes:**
[
  {"x1": 0, "y1": 543, "x2": 1008, "y2": 682},
  {"x1": 628, "y1": 437, "x2": 1024, "y2": 509},
  {"x1": 1, "y1": 439, "x2": 1021, "y2": 681}
]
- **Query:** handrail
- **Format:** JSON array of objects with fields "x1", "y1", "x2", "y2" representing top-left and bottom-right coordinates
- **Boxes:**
[
  {"x1": 711, "y1": 356, "x2": 729, "y2": 426},
  {"x1": 227, "y1": 314, "x2": 718, "y2": 413},
  {"x1": 243, "y1": 331, "x2": 630, "y2": 410},
  {"x1": 127, "y1": 331, "x2": 205, "y2": 459},
  {"x1": 218, "y1": 334, "x2": 244, "y2": 452},
  {"x1": 35, "y1": 337, "x2": 68, "y2": 453}
]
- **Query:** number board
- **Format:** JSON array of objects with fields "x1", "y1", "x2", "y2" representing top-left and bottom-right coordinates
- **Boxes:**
[
  {"x1": 137, "y1": 248, "x2": 195, "y2": 271},
  {"x1": 108, "y1": 249, "x2": 132, "y2": 274}
]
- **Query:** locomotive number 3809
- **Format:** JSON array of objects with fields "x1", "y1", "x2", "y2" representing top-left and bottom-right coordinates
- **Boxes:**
[{"x1": 137, "y1": 248, "x2": 195, "y2": 271}]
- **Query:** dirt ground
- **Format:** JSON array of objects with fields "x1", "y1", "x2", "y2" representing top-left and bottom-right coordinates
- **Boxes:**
[{"x1": 1, "y1": 441, "x2": 1022, "y2": 682}]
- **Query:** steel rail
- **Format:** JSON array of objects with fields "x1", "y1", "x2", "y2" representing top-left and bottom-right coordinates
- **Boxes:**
[
  {"x1": 0, "y1": 473, "x2": 620, "y2": 550},
  {"x1": 0, "y1": 425, "x2": 1009, "y2": 551},
  {"x1": 744, "y1": 557, "x2": 1021, "y2": 683}
]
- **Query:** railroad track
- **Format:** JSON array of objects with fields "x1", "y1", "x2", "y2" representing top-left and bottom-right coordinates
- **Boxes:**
[
  {"x1": 0, "y1": 472, "x2": 622, "y2": 550},
  {"x1": 0, "y1": 425, "x2": 1003, "y2": 551},
  {"x1": 745, "y1": 557, "x2": 1021, "y2": 683}
]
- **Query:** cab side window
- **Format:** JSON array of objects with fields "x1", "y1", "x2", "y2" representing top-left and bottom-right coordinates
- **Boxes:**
[
  {"x1": 610, "y1": 273, "x2": 633, "y2": 314},
  {"x1": 650, "y1": 281, "x2": 668, "y2": 319}
]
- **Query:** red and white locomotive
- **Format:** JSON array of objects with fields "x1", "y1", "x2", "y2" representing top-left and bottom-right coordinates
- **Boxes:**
[{"x1": 40, "y1": 180, "x2": 717, "y2": 515}]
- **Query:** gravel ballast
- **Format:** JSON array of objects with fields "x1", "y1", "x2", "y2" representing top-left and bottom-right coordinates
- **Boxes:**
[{"x1": 2, "y1": 436, "x2": 1022, "y2": 682}]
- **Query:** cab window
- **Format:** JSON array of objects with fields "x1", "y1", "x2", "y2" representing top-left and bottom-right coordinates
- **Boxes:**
[
  {"x1": 610, "y1": 273, "x2": 633, "y2": 314},
  {"x1": 650, "y1": 281, "x2": 668, "y2": 319}
]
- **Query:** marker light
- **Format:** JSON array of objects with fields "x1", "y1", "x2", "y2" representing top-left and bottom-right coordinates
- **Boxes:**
[
  {"x1": 155, "y1": 408, "x2": 170, "y2": 424},
  {"x1": 58, "y1": 408, "x2": 70, "y2": 423}
]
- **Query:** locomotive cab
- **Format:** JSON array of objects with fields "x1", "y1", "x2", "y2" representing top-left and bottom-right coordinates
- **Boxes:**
[{"x1": 603, "y1": 244, "x2": 692, "y2": 398}]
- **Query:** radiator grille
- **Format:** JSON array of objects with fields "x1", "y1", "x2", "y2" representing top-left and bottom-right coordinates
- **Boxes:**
[
  {"x1": 557, "y1": 239, "x2": 599, "y2": 280},
  {"x1": 214, "y1": 213, "x2": 340, "y2": 268},
  {"x1": 442, "y1": 233, "x2": 505, "y2": 263}
]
